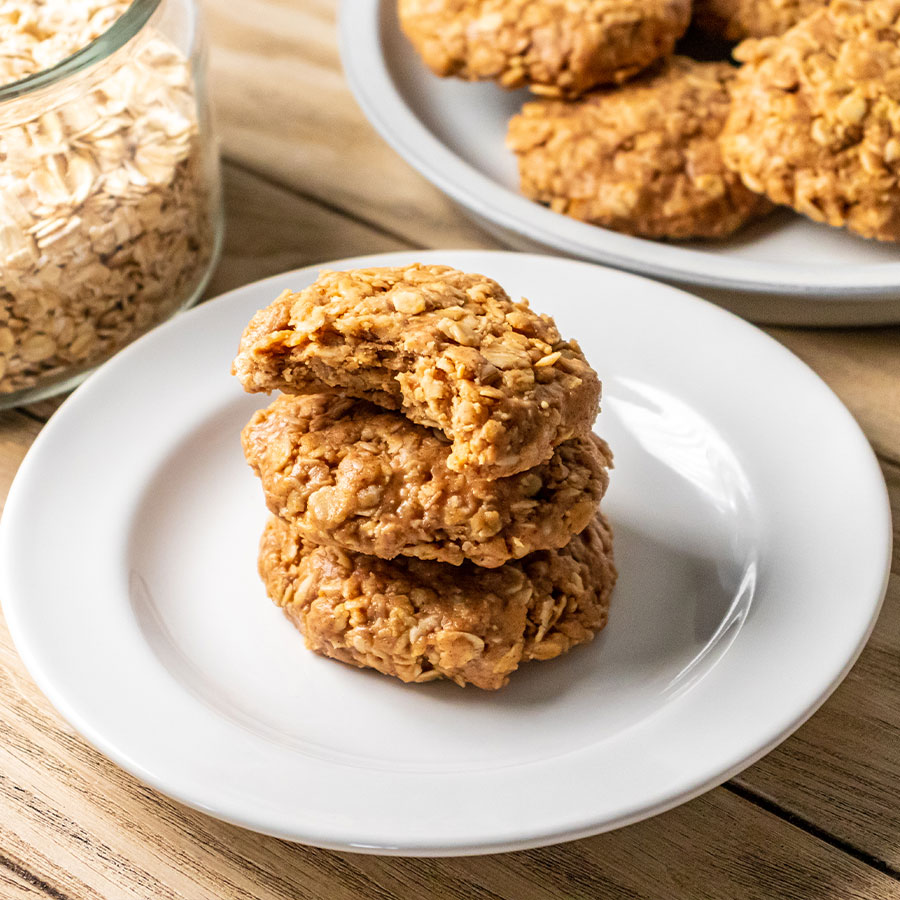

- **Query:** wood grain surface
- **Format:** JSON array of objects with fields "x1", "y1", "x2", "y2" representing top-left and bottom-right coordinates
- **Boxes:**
[{"x1": 0, "y1": 1, "x2": 898, "y2": 897}]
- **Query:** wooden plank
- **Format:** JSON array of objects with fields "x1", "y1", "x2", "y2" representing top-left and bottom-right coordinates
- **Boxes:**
[
  {"x1": 0, "y1": 861, "x2": 51, "y2": 900},
  {"x1": 0, "y1": 412, "x2": 43, "y2": 514},
  {"x1": 428, "y1": 790, "x2": 894, "y2": 900},
  {"x1": 201, "y1": 0, "x2": 500, "y2": 249},
  {"x1": 206, "y1": 163, "x2": 412, "y2": 298}
]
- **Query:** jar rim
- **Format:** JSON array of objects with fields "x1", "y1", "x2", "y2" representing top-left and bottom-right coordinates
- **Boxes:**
[{"x1": 0, "y1": 0, "x2": 163, "y2": 102}]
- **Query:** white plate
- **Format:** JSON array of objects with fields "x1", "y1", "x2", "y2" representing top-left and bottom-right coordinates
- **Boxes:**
[
  {"x1": 339, "y1": 0, "x2": 900, "y2": 324},
  {"x1": 1, "y1": 251, "x2": 891, "y2": 855}
]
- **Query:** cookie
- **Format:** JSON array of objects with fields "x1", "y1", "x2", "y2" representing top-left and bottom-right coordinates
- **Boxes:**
[
  {"x1": 233, "y1": 265, "x2": 601, "y2": 479},
  {"x1": 398, "y1": 0, "x2": 691, "y2": 98},
  {"x1": 258, "y1": 512, "x2": 616, "y2": 690},
  {"x1": 243, "y1": 393, "x2": 611, "y2": 568},
  {"x1": 693, "y1": 0, "x2": 828, "y2": 41},
  {"x1": 721, "y1": 0, "x2": 900, "y2": 242},
  {"x1": 507, "y1": 57, "x2": 772, "y2": 240}
]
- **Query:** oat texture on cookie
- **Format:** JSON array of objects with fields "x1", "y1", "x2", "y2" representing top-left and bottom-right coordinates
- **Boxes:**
[
  {"x1": 233, "y1": 265, "x2": 601, "y2": 479},
  {"x1": 398, "y1": 0, "x2": 691, "y2": 97},
  {"x1": 721, "y1": 0, "x2": 900, "y2": 242},
  {"x1": 243, "y1": 393, "x2": 612, "y2": 568},
  {"x1": 507, "y1": 57, "x2": 773, "y2": 240},
  {"x1": 258, "y1": 513, "x2": 616, "y2": 690}
]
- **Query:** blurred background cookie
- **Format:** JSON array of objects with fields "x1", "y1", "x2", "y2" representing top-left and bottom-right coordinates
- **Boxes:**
[
  {"x1": 693, "y1": 0, "x2": 828, "y2": 41},
  {"x1": 507, "y1": 56, "x2": 773, "y2": 239},
  {"x1": 721, "y1": 0, "x2": 900, "y2": 242},
  {"x1": 397, "y1": 0, "x2": 691, "y2": 97}
]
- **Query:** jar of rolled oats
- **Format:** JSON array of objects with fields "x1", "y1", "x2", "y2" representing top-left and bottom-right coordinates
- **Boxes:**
[{"x1": 0, "y1": 0, "x2": 222, "y2": 405}]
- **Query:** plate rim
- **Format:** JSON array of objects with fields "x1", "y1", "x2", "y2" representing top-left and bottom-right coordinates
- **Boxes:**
[
  {"x1": 0, "y1": 249, "x2": 892, "y2": 855},
  {"x1": 338, "y1": 0, "x2": 900, "y2": 299}
]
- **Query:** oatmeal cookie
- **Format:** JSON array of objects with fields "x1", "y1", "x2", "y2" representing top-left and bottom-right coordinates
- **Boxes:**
[
  {"x1": 507, "y1": 57, "x2": 773, "y2": 239},
  {"x1": 721, "y1": 0, "x2": 900, "y2": 241},
  {"x1": 243, "y1": 393, "x2": 611, "y2": 568},
  {"x1": 693, "y1": 0, "x2": 828, "y2": 41},
  {"x1": 398, "y1": 0, "x2": 691, "y2": 97},
  {"x1": 233, "y1": 265, "x2": 601, "y2": 479},
  {"x1": 258, "y1": 513, "x2": 616, "y2": 690}
]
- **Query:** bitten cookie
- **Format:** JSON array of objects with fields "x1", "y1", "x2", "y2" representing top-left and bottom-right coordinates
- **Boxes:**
[
  {"x1": 398, "y1": 0, "x2": 691, "y2": 97},
  {"x1": 233, "y1": 265, "x2": 601, "y2": 479},
  {"x1": 258, "y1": 513, "x2": 617, "y2": 690},
  {"x1": 243, "y1": 393, "x2": 611, "y2": 568},
  {"x1": 507, "y1": 57, "x2": 772, "y2": 239},
  {"x1": 721, "y1": 0, "x2": 900, "y2": 242},
  {"x1": 693, "y1": 0, "x2": 828, "y2": 41}
]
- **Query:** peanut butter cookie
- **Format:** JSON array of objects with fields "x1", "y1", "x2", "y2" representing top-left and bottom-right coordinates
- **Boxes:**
[
  {"x1": 721, "y1": 0, "x2": 900, "y2": 242},
  {"x1": 258, "y1": 513, "x2": 616, "y2": 690},
  {"x1": 398, "y1": 0, "x2": 691, "y2": 97},
  {"x1": 233, "y1": 265, "x2": 601, "y2": 479},
  {"x1": 507, "y1": 57, "x2": 772, "y2": 239},
  {"x1": 693, "y1": 0, "x2": 828, "y2": 41},
  {"x1": 243, "y1": 393, "x2": 611, "y2": 568}
]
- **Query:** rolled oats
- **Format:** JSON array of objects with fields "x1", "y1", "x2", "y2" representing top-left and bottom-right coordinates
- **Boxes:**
[{"x1": 0, "y1": 0, "x2": 215, "y2": 397}]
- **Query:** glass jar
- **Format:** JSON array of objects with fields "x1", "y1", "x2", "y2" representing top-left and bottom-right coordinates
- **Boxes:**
[{"x1": 0, "y1": 0, "x2": 222, "y2": 407}]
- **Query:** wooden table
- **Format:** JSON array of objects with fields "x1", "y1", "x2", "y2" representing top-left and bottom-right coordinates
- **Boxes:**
[{"x1": 2, "y1": 1, "x2": 899, "y2": 896}]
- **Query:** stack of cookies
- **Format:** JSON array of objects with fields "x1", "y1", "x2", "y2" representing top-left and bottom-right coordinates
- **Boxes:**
[{"x1": 232, "y1": 264, "x2": 617, "y2": 690}]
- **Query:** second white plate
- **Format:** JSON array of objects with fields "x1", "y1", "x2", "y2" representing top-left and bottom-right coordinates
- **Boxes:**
[
  {"x1": 340, "y1": 0, "x2": 900, "y2": 323},
  {"x1": 1, "y1": 251, "x2": 891, "y2": 855}
]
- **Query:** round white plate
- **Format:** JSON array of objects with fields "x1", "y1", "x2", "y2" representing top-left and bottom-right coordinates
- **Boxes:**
[
  {"x1": 339, "y1": 0, "x2": 900, "y2": 323},
  {"x1": 1, "y1": 251, "x2": 890, "y2": 856}
]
